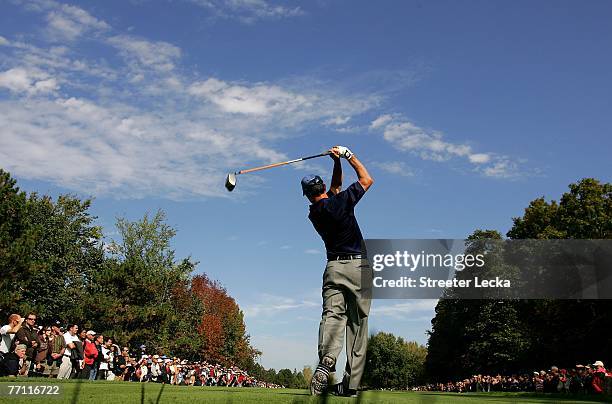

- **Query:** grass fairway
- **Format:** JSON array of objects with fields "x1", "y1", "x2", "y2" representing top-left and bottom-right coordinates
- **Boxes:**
[{"x1": 0, "y1": 379, "x2": 608, "y2": 403}]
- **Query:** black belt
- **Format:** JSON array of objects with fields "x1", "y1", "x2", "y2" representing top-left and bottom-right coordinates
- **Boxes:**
[{"x1": 327, "y1": 254, "x2": 364, "y2": 261}]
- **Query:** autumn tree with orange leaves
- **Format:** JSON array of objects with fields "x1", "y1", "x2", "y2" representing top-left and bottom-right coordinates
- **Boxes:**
[{"x1": 191, "y1": 274, "x2": 261, "y2": 370}]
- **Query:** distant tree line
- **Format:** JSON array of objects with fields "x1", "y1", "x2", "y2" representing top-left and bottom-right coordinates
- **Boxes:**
[
  {"x1": 248, "y1": 365, "x2": 312, "y2": 388},
  {"x1": 0, "y1": 168, "x2": 259, "y2": 371},
  {"x1": 426, "y1": 178, "x2": 612, "y2": 382}
]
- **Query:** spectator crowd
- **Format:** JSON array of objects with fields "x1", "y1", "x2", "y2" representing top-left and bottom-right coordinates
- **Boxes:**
[
  {"x1": 0, "y1": 313, "x2": 282, "y2": 388},
  {"x1": 414, "y1": 362, "x2": 612, "y2": 395}
]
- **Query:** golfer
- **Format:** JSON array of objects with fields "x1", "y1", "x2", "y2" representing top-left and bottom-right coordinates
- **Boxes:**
[{"x1": 301, "y1": 145, "x2": 373, "y2": 397}]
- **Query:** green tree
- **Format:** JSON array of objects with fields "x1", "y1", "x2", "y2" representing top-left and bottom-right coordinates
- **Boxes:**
[
  {"x1": 462, "y1": 301, "x2": 530, "y2": 374},
  {"x1": 427, "y1": 230, "x2": 531, "y2": 380},
  {"x1": 0, "y1": 169, "x2": 36, "y2": 313},
  {"x1": 426, "y1": 178, "x2": 612, "y2": 381},
  {"x1": 508, "y1": 178, "x2": 611, "y2": 240},
  {"x1": 1, "y1": 169, "x2": 104, "y2": 320},
  {"x1": 264, "y1": 368, "x2": 278, "y2": 384},
  {"x1": 108, "y1": 210, "x2": 193, "y2": 305},
  {"x1": 25, "y1": 194, "x2": 105, "y2": 320},
  {"x1": 276, "y1": 368, "x2": 295, "y2": 387},
  {"x1": 506, "y1": 178, "x2": 612, "y2": 368},
  {"x1": 292, "y1": 369, "x2": 308, "y2": 389},
  {"x1": 364, "y1": 332, "x2": 427, "y2": 389},
  {"x1": 87, "y1": 210, "x2": 197, "y2": 351}
]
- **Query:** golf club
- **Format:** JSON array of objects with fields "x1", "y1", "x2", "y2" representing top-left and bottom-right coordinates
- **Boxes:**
[{"x1": 225, "y1": 151, "x2": 332, "y2": 192}]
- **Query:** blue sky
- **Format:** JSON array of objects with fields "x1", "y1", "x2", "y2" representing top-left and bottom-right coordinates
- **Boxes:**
[{"x1": 1, "y1": 0, "x2": 611, "y2": 372}]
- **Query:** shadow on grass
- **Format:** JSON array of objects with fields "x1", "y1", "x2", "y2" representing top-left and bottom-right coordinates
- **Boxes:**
[
  {"x1": 69, "y1": 376, "x2": 84, "y2": 404},
  {"x1": 153, "y1": 382, "x2": 165, "y2": 404},
  {"x1": 138, "y1": 380, "x2": 167, "y2": 404}
]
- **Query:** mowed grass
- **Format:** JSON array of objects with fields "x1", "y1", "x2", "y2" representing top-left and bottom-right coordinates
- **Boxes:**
[{"x1": 0, "y1": 379, "x2": 608, "y2": 404}]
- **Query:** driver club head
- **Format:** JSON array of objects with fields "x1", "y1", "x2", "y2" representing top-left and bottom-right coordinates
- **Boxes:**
[{"x1": 225, "y1": 173, "x2": 237, "y2": 192}]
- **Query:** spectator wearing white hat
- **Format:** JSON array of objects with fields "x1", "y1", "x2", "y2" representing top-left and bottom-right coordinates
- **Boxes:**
[
  {"x1": 592, "y1": 360, "x2": 605, "y2": 371},
  {"x1": 591, "y1": 361, "x2": 606, "y2": 394},
  {"x1": 176, "y1": 364, "x2": 185, "y2": 385},
  {"x1": 83, "y1": 330, "x2": 98, "y2": 380}
]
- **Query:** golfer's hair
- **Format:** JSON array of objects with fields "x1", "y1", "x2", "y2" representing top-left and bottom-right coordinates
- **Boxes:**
[{"x1": 306, "y1": 183, "x2": 325, "y2": 197}]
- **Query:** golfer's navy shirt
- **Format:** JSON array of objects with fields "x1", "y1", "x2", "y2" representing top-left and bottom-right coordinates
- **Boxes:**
[{"x1": 308, "y1": 181, "x2": 366, "y2": 258}]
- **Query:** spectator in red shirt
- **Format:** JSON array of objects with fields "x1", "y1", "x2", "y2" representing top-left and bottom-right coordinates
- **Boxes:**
[
  {"x1": 591, "y1": 361, "x2": 607, "y2": 394},
  {"x1": 82, "y1": 330, "x2": 98, "y2": 379}
]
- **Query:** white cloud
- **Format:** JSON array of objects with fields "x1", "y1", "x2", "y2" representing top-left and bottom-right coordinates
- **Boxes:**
[
  {"x1": 482, "y1": 158, "x2": 519, "y2": 178},
  {"x1": 0, "y1": 67, "x2": 59, "y2": 95},
  {"x1": 107, "y1": 35, "x2": 181, "y2": 73},
  {"x1": 324, "y1": 116, "x2": 351, "y2": 126},
  {"x1": 468, "y1": 153, "x2": 491, "y2": 164},
  {"x1": 188, "y1": 78, "x2": 308, "y2": 116},
  {"x1": 0, "y1": 54, "x2": 372, "y2": 198},
  {"x1": 2, "y1": 0, "x2": 522, "y2": 201},
  {"x1": 2, "y1": 40, "x2": 118, "y2": 82},
  {"x1": 2, "y1": 3, "x2": 380, "y2": 199},
  {"x1": 243, "y1": 293, "x2": 318, "y2": 318},
  {"x1": 189, "y1": 0, "x2": 304, "y2": 23},
  {"x1": 370, "y1": 114, "x2": 524, "y2": 178},
  {"x1": 0, "y1": 95, "x2": 285, "y2": 198},
  {"x1": 370, "y1": 299, "x2": 438, "y2": 319},
  {"x1": 188, "y1": 77, "x2": 373, "y2": 128},
  {"x1": 371, "y1": 161, "x2": 415, "y2": 177},
  {"x1": 381, "y1": 120, "x2": 473, "y2": 162},
  {"x1": 45, "y1": 3, "x2": 110, "y2": 41},
  {"x1": 333, "y1": 126, "x2": 360, "y2": 133},
  {"x1": 304, "y1": 249, "x2": 321, "y2": 255},
  {"x1": 370, "y1": 114, "x2": 393, "y2": 129},
  {"x1": 0, "y1": 36, "x2": 9, "y2": 46}
]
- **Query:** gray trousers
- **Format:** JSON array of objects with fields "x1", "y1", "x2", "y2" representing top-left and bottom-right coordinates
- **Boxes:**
[{"x1": 318, "y1": 258, "x2": 371, "y2": 389}]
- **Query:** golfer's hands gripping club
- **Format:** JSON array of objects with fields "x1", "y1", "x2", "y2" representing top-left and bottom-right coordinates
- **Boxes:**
[
  {"x1": 332, "y1": 145, "x2": 353, "y2": 160},
  {"x1": 328, "y1": 147, "x2": 340, "y2": 161}
]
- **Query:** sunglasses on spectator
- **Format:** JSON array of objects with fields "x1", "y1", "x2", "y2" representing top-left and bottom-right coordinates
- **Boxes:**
[{"x1": 27, "y1": 317, "x2": 36, "y2": 321}]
